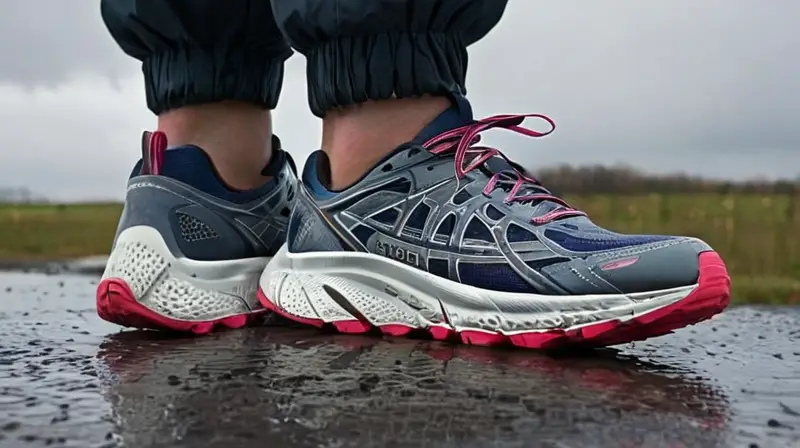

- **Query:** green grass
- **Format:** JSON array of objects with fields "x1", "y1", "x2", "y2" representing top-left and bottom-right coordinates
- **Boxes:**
[
  {"x1": 1, "y1": 194, "x2": 798, "y2": 304},
  {"x1": 0, "y1": 202, "x2": 122, "y2": 260}
]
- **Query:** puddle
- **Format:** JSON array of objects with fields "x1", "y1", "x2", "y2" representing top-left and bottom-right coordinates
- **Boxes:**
[{"x1": 0, "y1": 272, "x2": 798, "y2": 447}]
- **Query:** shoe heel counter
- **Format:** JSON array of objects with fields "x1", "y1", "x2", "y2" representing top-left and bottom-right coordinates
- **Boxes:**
[
  {"x1": 113, "y1": 183, "x2": 176, "y2": 246},
  {"x1": 287, "y1": 192, "x2": 347, "y2": 254},
  {"x1": 116, "y1": 181, "x2": 258, "y2": 261}
]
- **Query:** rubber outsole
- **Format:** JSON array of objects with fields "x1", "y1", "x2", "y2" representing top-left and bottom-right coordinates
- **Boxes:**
[
  {"x1": 96, "y1": 278, "x2": 267, "y2": 335},
  {"x1": 257, "y1": 251, "x2": 731, "y2": 349}
]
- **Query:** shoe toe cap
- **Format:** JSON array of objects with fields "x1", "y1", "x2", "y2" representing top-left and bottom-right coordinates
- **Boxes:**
[
  {"x1": 588, "y1": 237, "x2": 712, "y2": 294},
  {"x1": 543, "y1": 237, "x2": 714, "y2": 295}
]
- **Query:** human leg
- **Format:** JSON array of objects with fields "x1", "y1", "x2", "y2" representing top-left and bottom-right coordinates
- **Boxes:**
[
  {"x1": 272, "y1": 0, "x2": 506, "y2": 189},
  {"x1": 97, "y1": 0, "x2": 298, "y2": 333}
]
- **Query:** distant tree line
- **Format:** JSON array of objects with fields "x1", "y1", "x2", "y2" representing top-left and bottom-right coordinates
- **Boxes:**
[
  {"x1": 0, "y1": 187, "x2": 48, "y2": 204},
  {"x1": 534, "y1": 164, "x2": 800, "y2": 195},
  {"x1": 1, "y1": 165, "x2": 798, "y2": 204}
]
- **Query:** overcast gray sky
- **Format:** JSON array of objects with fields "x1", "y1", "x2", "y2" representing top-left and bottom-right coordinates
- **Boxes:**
[{"x1": 0, "y1": 1, "x2": 797, "y2": 201}]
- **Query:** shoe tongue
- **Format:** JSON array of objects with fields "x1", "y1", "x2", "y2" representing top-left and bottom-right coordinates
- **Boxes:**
[
  {"x1": 412, "y1": 95, "x2": 474, "y2": 144},
  {"x1": 405, "y1": 99, "x2": 566, "y2": 218},
  {"x1": 484, "y1": 156, "x2": 518, "y2": 173},
  {"x1": 410, "y1": 96, "x2": 528, "y2": 177}
]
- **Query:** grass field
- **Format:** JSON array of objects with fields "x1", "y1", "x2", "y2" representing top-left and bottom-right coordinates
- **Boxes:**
[{"x1": 0, "y1": 194, "x2": 798, "y2": 304}]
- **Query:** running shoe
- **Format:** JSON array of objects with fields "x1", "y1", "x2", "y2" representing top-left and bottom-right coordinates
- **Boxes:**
[
  {"x1": 97, "y1": 131, "x2": 297, "y2": 334},
  {"x1": 258, "y1": 97, "x2": 731, "y2": 349}
]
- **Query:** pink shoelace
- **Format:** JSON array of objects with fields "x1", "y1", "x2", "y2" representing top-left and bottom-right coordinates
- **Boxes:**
[{"x1": 422, "y1": 114, "x2": 586, "y2": 224}]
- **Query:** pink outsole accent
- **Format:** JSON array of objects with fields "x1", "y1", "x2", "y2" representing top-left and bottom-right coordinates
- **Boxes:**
[
  {"x1": 257, "y1": 251, "x2": 731, "y2": 349},
  {"x1": 96, "y1": 277, "x2": 267, "y2": 335}
]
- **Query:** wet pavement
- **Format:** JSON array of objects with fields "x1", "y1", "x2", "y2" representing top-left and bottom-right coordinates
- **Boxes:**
[{"x1": 0, "y1": 271, "x2": 798, "y2": 448}]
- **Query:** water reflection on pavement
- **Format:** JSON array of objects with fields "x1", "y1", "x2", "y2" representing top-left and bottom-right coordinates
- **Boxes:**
[{"x1": 1, "y1": 272, "x2": 798, "y2": 447}]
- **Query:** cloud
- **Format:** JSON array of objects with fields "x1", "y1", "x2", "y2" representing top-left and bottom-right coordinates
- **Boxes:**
[
  {"x1": 0, "y1": 0, "x2": 133, "y2": 86},
  {"x1": 0, "y1": 77, "x2": 151, "y2": 201},
  {"x1": 0, "y1": 0, "x2": 797, "y2": 200}
]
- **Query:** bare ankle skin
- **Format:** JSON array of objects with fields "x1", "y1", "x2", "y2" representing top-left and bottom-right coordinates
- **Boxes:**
[
  {"x1": 321, "y1": 96, "x2": 450, "y2": 190},
  {"x1": 157, "y1": 101, "x2": 274, "y2": 190}
]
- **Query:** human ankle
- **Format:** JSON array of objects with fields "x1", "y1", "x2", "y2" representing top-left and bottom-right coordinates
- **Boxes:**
[
  {"x1": 321, "y1": 96, "x2": 450, "y2": 190},
  {"x1": 157, "y1": 101, "x2": 274, "y2": 190}
]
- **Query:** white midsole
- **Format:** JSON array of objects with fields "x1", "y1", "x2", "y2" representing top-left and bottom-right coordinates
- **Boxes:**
[
  {"x1": 259, "y1": 245, "x2": 698, "y2": 334},
  {"x1": 102, "y1": 225, "x2": 270, "y2": 321}
]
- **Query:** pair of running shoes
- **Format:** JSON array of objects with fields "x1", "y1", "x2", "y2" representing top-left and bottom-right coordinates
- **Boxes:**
[{"x1": 97, "y1": 100, "x2": 731, "y2": 349}]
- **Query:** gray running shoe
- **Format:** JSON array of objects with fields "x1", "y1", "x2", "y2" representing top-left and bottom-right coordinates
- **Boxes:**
[
  {"x1": 258, "y1": 98, "x2": 731, "y2": 349},
  {"x1": 97, "y1": 131, "x2": 297, "y2": 334}
]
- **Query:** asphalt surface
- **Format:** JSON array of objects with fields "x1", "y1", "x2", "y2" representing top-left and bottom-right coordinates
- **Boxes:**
[{"x1": 0, "y1": 270, "x2": 798, "y2": 448}]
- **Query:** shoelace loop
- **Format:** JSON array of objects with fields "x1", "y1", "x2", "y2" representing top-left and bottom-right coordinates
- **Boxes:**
[{"x1": 422, "y1": 114, "x2": 586, "y2": 224}]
